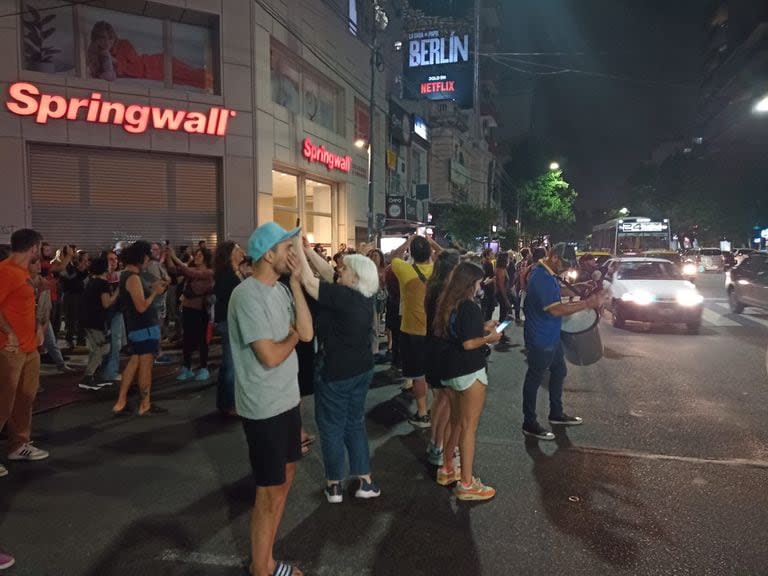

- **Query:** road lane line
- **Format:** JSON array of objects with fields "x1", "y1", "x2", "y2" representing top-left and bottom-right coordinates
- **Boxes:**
[
  {"x1": 701, "y1": 308, "x2": 740, "y2": 327},
  {"x1": 476, "y1": 436, "x2": 768, "y2": 469},
  {"x1": 569, "y1": 446, "x2": 768, "y2": 469},
  {"x1": 157, "y1": 550, "x2": 245, "y2": 568}
]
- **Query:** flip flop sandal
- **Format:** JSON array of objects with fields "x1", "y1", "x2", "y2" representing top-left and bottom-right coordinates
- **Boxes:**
[
  {"x1": 112, "y1": 407, "x2": 133, "y2": 417},
  {"x1": 273, "y1": 561, "x2": 300, "y2": 576}
]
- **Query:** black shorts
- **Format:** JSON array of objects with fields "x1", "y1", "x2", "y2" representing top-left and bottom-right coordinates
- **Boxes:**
[
  {"x1": 401, "y1": 333, "x2": 426, "y2": 379},
  {"x1": 385, "y1": 304, "x2": 400, "y2": 331},
  {"x1": 424, "y1": 336, "x2": 445, "y2": 389},
  {"x1": 242, "y1": 405, "x2": 302, "y2": 487}
]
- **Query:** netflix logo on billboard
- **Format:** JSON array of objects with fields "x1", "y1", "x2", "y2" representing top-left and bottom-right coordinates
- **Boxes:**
[{"x1": 403, "y1": 30, "x2": 473, "y2": 108}]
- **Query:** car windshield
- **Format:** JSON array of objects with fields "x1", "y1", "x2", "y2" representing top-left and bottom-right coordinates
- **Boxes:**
[
  {"x1": 700, "y1": 249, "x2": 722, "y2": 256},
  {"x1": 617, "y1": 261, "x2": 682, "y2": 280}
]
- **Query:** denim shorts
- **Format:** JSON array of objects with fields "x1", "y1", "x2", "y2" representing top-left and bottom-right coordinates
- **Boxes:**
[
  {"x1": 128, "y1": 326, "x2": 161, "y2": 356},
  {"x1": 443, "y1": 368, "x2": 488, "y2": 392}
]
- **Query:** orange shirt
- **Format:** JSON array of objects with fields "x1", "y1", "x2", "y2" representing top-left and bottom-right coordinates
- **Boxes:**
[{"x1": 0, "y1": 258, "x2": 36, "y2": 353}]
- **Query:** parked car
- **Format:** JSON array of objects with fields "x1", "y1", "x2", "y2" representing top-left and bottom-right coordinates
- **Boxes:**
[
  {"x1": 604, "y1": 257, "x2": 704, "y2": 334},
  {"x1": 732, "y1": 248, "x2": 755, "y2": 266},
  {"x1": 641, "y1": 250, "x2": 697, "y2": 282},
  {"x1": 685, "y1": 247, "x2": 725, "y2": 272},
  {"x1": 726, "y1": 252, "x2": 768, "y2": 314}
]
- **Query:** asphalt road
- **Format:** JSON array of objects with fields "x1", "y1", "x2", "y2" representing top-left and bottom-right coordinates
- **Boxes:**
[{"x1": 2, "y1": 273, "x2": 767, "y2": 576}]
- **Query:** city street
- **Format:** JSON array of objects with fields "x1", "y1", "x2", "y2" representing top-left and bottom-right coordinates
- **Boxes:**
[{"x1": 2, "y1": 274, "x2": 767, "y2": 575}]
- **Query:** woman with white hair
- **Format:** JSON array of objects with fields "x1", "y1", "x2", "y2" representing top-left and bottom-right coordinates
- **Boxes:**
[{"x1": 296, "y1": 241, "x2": 382, "y2": 504}]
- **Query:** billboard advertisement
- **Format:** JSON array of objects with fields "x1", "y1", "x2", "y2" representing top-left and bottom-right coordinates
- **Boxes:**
[{"x1": 403, "y1": 30, "x2": 473, "y2": 108}]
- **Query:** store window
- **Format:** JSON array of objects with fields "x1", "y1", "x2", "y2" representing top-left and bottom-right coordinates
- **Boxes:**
[
  {"x1": 271, "y1": 171, "x2": 334, "y2": 246},
  {"x1": 21, "y1": 0, "x2": 219, "y2": 94},
  {"x1": 271, "y1": 50, "x2": 301, "y2": 114},
  {"x1": 271, "y1": 42, "x2": 342, "y2": 134},
  {"x1": 272, "y1": 172, "x2": 299, "y2": 232}
]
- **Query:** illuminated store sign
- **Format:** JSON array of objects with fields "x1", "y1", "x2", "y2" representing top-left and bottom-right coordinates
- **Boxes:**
[
  {"x1": 302, "y1": 137, "x2": 351, "y2": 173},
  {"x1": 5, "y1": 82, "x2": 235, "y2": 136},
  {"x1": 404, "y1": 30, "x2": 473, "y2": 108}
]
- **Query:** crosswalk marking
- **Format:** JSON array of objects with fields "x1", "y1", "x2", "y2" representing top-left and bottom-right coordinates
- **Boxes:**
[
  {"x1": 701, "y1": 308, "x2": 740, "y2": 327},
  {"x1": 711, "y1": 303, "x2": 768, "y2": 329}
]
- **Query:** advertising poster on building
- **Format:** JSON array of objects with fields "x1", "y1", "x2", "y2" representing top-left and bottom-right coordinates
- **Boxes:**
[{"x1": 403, "y1": 29, "x2": 473, "y2": 108}]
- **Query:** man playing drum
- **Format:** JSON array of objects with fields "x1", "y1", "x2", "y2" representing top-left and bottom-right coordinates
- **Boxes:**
[{"x1": 521, "y1": 244, "x2": 603, "y2": 441}]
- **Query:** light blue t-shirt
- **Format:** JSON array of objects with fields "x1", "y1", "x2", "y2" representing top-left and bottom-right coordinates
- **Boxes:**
[{"x1": 228, "y1": 277, "x2": 299, "y2": 420}]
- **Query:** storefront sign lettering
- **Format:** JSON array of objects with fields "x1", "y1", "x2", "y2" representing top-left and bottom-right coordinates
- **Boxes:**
[
  {"x1": 301, "y1": 137, "x2": 351, "y2": 173},
  {"x1": 5, "y1": 82, "x2": 236, "y2": 136}
]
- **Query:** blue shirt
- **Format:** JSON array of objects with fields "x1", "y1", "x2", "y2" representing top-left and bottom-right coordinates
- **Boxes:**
[{"x1": 523, "y1": 263, "x2": 562, "y2": 349}]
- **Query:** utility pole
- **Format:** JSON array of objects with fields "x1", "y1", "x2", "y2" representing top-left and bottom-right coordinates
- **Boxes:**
[
  {"x1": 367, "y1": 2, "x2": 387, "y2": 244},
  {"x1": 367, "y1": 27, "x2": 377, "y2": 244}
]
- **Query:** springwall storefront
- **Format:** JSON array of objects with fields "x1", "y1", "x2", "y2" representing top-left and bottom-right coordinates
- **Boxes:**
[{"x1": 0, "y1": 0, "x2": 382, "y2": 252}]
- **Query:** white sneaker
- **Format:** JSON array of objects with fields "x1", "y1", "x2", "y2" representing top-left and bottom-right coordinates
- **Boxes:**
[
  {"x1": 8, "y1": 443, "x2": 49, "y2": 461},
  {"x1": 0, "y1": 463, "x2": 7, "y2": 477}
]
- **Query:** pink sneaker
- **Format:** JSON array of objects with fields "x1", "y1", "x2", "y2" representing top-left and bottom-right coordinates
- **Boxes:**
[{"x1": 0, "y1": 551, "x2": 15, "y2": 570}]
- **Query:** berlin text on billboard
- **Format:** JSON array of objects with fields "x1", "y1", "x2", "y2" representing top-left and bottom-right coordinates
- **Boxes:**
[
  {"x1": 5, "y1": 82, "x2": 236, "y2": 136},
  {"x1": 408, "y1": 33, "x2": 469, "y2": 68}
]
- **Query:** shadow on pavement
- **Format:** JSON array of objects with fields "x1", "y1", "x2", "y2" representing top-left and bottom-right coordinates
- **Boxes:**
[
  {"x1": 275, "y1": 433, "x2": 482, "y2": 576},
  {"x1": 525, "y1": 428, "x2": 671, "y2": 568}
]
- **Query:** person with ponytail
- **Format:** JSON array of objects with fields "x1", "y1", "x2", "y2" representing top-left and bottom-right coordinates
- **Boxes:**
[{"x1": 433, "y1": 261, "x2": 501, "y2": 501}]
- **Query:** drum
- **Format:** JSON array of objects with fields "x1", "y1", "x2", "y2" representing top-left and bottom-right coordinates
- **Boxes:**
[{"x1": 561, "y1": 308, "x2": 603, "y2": 366}]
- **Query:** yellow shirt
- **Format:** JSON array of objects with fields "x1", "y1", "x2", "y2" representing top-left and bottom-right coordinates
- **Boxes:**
[{"x1": 392, "y1": 258, "x2": 433, "y2": 336}]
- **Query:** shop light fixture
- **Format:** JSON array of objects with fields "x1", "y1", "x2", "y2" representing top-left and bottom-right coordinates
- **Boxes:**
[{"x1": 354, "y1": 138, "x2": 367, "y2": 148}]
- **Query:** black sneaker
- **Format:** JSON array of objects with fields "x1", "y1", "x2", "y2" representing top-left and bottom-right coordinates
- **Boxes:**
[
  {"x1": 408, "y1": 412, "x2": 431, "y2": 429},
  {"x1": 354, "y1": 479, "x2": 381, "y2": 499},
  {"x1": 324, "y1": 483, "x2": 343, "y2": 504},
  {"x1": 549, "y1": 414, "x2": 583, "y2": 426},
  {"x1": 522, "y1": 423, "x2": 555, "y2": 441}
]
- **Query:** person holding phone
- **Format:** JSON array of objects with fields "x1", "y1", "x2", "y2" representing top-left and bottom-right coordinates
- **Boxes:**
[
  {"x1": 433, "y1": 261, "x2": 502, "y2": 501},
  {"x1": 111, "y1": 241, "x2": 168, "y2": 416}
]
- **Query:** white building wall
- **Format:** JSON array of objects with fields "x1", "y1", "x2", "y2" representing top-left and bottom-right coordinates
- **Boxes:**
[{"x1": 0, "y1": 0, "x2": 384, "y2": 249}]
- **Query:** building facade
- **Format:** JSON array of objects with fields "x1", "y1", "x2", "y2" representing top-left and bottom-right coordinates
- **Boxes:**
[{"x1": 0, "y1": 0, "x2": 385, "y2": 251}]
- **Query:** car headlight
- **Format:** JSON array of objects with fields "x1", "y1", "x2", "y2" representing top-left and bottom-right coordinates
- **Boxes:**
[
  {"x1": 567, "y1": 269, "x2": 579, "y2": 281},
  {"x1": 621, "y1": 290, "x2": 655, "y2": 305},
  {"x1": 676, "y1": 290, "x2": 704, "y2": 307},
  {"x1": 682, "y1": 263, "x2": 697, "y2": 276}
]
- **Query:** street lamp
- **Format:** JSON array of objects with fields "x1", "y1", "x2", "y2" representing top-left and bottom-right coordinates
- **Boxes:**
[
  {"x1": 754, "y1": 93, "x2": 768, "y2": 114},
  {"x1": 354, "y1": 139, "x2": 366, "y2": 149},
  {"x1": 549, "y1": 162, "x2": 560, "y2": 171}
]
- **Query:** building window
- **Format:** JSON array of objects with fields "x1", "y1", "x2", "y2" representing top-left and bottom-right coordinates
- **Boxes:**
[
  {"x1": 271, "y1": 50, "x2": 301, "y2": 114},
  {"x1": 271, "y1": 171, "x2": 335, "y2": 246},
  {"x1": 348, "y1": 0, "x2": 358, "y2": 35},
  {"x1": 21, "y1": 0, "x2": 219, "y2": 94},
  {"x1": 271, "y1": 43, "x2": 342, "y2": 134},
  {"x1": 303, "y1": 71, "x2": 338, "y2": 132},
  {"x1": 354, "y1": 98, "x2": 370, "y2": 143}
]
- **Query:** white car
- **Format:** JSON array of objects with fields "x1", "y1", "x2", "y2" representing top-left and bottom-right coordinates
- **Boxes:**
[{"x1": 604, "y1": 257, "x2": 704, "y2": 334}]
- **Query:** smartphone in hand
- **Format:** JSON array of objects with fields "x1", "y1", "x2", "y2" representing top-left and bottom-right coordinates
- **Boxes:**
[{"x1": 496, "y1": 319, "x2": 512, "y2": 333}]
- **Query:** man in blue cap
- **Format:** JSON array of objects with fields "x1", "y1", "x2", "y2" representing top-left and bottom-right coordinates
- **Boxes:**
[{"x1": 228, "y1": 222, "x2": 313, "y2": 576}]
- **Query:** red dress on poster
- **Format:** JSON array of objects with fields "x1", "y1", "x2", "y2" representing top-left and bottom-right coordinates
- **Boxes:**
[{"x1": 110, "y1": 39, "x2": 208, "y2": 89}]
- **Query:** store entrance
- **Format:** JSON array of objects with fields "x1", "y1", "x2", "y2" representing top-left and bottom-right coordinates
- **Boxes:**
[{"x1": 272, "y1": 170, "x2": 335, "y2": 247}]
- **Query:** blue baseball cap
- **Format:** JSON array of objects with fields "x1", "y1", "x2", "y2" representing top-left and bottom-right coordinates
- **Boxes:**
[{"x1": 247, "y1": 222, "x2": 301, "y2": 262}]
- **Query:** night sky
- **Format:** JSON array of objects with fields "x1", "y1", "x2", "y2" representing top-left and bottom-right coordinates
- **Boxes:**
[{"x1": 492, "y1": 0, "x2": 714, "y2": 209}]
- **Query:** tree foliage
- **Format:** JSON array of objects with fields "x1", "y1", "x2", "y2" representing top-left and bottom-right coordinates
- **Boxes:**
[
  {"x1": 519, "y1": 170, "x2": 577, "y2": 239},
  {"x1": 444, "y1": 203, "x2": 498, "y2": 247}
]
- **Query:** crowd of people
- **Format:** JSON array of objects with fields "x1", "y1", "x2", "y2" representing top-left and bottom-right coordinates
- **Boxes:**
[{"x1": 0, "y1": 224, "x2": 603, "y2": 575}]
